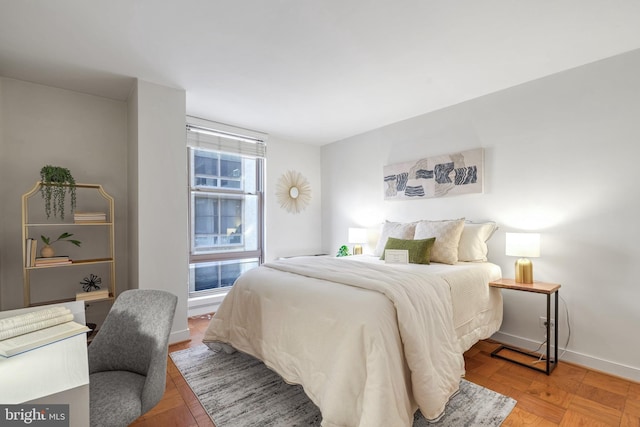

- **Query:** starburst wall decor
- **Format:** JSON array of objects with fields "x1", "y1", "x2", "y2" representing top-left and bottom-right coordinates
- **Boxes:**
[{"x1": 276, "y1": 170, "x2": 311, "y2": 214}]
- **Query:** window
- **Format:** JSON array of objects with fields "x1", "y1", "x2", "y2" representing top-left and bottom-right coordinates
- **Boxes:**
[{"x1": 187, "y1": 119, "x2": 266, "y2": 296}]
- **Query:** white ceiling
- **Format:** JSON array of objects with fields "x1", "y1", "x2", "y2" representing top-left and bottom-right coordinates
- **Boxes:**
[{"x1": 1, "y1": 1, "x2": 640, "y2": 145}]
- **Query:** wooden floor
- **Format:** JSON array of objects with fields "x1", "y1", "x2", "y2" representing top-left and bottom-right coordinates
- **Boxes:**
[{"x1": 131, "y1": 315, "x2": 640, "y2": 427}]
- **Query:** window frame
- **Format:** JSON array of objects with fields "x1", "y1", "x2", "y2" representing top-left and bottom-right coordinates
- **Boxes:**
[
  {"x1": 188, "y1": 148, "x2": 264, "y2": 265},
  {"x1": 186, "y1": 120, "x2": 266, "y2": 297}
]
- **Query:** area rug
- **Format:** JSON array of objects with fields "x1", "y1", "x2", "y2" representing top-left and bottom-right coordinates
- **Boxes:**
[{"x1": 170, "y1": 344, "x2": 516, "y2": 427}]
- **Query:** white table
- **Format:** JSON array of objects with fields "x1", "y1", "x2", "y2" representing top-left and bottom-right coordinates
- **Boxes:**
[{"x1": 0, "y1": 301, "x2": 90, "y2": 427}]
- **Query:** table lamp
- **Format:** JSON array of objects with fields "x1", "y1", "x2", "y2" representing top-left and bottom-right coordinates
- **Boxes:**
[
  {"x1": 505, "y1": 232, "x2": 540, "y2": 284},
  {"x1": 348, "y1": 228, "x2": 367, "y2": 255}
]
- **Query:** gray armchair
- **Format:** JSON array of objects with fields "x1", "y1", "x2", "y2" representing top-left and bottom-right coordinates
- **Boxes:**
[{"x1": 88, "y1": 289, "x2": 178, "y2": 427}]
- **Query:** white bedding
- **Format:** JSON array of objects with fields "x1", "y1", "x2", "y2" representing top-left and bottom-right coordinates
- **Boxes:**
[{"x1": 203, "y1": 255, "x2": 502, "y2": 427}]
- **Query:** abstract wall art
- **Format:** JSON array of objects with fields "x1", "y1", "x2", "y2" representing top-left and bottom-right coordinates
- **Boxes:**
[{"x1": 383, "y1": 148, "x2": 484, "y2": 200}]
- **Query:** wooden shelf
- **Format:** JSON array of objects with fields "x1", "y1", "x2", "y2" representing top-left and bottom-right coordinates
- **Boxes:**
[
  {"x1": 26, "y1": 258, "x2": 114, "y2": 270},
  {"x1": 22, "y1": 182, "x2": 116, "y2": 313}
]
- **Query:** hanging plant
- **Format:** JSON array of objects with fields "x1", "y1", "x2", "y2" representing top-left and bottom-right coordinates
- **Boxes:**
[{"x1": 39, "y1": 165, "x2": 77, "y2": 219}]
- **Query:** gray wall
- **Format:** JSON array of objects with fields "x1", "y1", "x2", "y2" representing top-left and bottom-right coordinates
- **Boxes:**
[
  {"x1": 0, "y1": 77, "x2": 128, "y2": 327},
  {"x1": 321, "y1": 49, "x2": 640, "y2": 380}
]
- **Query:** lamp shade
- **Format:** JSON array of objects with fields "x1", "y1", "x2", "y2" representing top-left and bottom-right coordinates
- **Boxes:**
[
  {"x1": 505, "y1": 232, "x2": 540, "y2": 258},
  {"x1": 348, "y1": 228, "x2": 367, "y2": 244}
]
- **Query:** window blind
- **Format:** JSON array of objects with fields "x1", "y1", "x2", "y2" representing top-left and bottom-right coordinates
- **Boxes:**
[{"x1": 186, "y1": 122, "x2": 267, "y2": 158}]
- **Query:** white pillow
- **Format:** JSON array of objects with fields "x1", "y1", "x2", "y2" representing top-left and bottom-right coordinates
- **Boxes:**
[
  {"x1": 414, "y1": 218, "x2": 465, "y2": 264},
  {"x1": 373, "y1": 221, "x2": 417, "y2": 257},
  {"x1": 458, "y1": 222, "x2": 498, "y2": 262}
]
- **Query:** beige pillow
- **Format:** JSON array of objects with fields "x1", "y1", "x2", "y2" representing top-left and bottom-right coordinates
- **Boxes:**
[
  {"x1": 414, "y1": 218, "x2": 465, "y2": 264},
  {"x1": 373, "y1": 221, "x2": 416, "y2": 257},
  {"x1": 458, "y1": 222, "x2": 498, "y2": 262}
]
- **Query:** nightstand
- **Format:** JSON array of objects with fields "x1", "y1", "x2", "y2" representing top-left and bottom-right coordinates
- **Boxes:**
[{"x1": 489, "y1": 278, "x2": 561, "y2": 375}]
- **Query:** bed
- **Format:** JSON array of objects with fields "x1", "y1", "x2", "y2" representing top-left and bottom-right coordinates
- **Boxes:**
[{"x1": 203, "y1": 220, "x2": 502, "y2": 427}]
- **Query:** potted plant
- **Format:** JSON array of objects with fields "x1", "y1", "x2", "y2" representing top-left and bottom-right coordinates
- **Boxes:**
[
  {"x1": 40, "y1": 232, "x2": 82, "y2": 257},
  {"x1": 39, "y1": 165, "x2": 77, "y2": 219},
  {"x1": 336, "y1": 245, "x2": 350, "y2": 257}
]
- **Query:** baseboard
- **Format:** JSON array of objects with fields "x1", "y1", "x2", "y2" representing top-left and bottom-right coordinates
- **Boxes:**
[
  {"x1": 169, "y1": 328, "x2": 191, "y2": 345},
  {"x1": 492, "y1": 331, "x2": 640, "y2": 382},
  {"x1": 187, "y1": 292, "x2": 226, "y2": 317}
]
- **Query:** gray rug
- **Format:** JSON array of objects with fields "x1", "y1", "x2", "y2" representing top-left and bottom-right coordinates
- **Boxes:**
[{"x1": 170, "y1": 344, "x2": 516, "y2": 427}]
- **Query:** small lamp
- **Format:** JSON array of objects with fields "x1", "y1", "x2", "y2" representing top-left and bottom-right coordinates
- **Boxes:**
[
  {"x1": 505, "y1": 232, "x2": 540, "y2": 284},
  {"x1": 348, "y1": 228, "x2": 367, "y2": 255}
]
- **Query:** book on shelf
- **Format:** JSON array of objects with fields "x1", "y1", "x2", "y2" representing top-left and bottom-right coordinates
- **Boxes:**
[
  {"x1": 75, "y1": 289, "x2": 110, "y2": 301},
  {"x1": 35, "y1": 256, "x2": 69, "y2": 261},
  {"x1": 34, "y1": 261, "x2": 72, "y2": 266},
  {"x1": 31, "y1": 239, "x2": 37, "y2": 266},
  {"x1": 0, "y1": 307, "x2": 90, "y2": 357},
  {"x1": 25, "y1": 238, "x2": 31, "y2": 267},
  {"x1": 34, "y1": 256, "x2": 72, "y2": 266},
  {"x1": 25, "y1": 238, "x2": 37, "y2": 267},
  {"x1": 74, "y1": 211, "x2": 107, "y2": 223}
]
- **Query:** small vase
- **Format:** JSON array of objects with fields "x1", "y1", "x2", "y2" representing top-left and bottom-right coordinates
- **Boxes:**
[{"x1": 41, "y1": 245, "x2": 55, "y2": 258}]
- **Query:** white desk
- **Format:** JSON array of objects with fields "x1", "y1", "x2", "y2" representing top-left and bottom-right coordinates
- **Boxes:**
[{"x1": 0, "y1": 301, "x2": 90, "y2": 427}]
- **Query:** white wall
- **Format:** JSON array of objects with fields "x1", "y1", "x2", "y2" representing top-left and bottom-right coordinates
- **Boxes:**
[
  {"x1": 321, "y1": 50, "x2": 640, "y2": 380},
  {"x1": 265, "y1": 137, "x2": 323, "y2": 260},
  {"x1": 129, "y1": 80, "x2": 190, "y2": 343},
  {"x1": 0, "y1": 78, "x2": 128, "y2": 328}
]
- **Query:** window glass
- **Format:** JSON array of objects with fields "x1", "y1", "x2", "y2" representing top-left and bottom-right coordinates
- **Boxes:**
[
  {"x1": 189, "y1": 259, "x2": 259, "y2": 292},
  {"x1": 189, "y1": 147, "x2": 263, "y2": 296}
]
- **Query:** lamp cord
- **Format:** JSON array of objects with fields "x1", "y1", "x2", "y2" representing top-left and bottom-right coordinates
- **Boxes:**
[
  {"x1": 558, "y1": 294, "x2": 571, "y2": 359},
  {"x1": 530, "y1": 294, "x2": 571, "y2": 365}
]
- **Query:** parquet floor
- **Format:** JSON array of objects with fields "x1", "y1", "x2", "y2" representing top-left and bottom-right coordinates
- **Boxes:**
[{"x1": 131, "y1": 315, "x2": 640, "y2": 426}]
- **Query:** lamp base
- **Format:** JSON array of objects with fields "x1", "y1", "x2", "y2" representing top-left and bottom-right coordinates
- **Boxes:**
[
  {"x1": 353, "y1": 245, "x2": 362, "y2": 255},
  {"x1": 515, "y1": 258, "x2": 533, "y2": 284}
]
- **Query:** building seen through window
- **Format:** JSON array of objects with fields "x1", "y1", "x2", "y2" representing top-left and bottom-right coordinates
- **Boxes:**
[{"x1": 188, "y1": 142, "x2": 263, "y2": 295}]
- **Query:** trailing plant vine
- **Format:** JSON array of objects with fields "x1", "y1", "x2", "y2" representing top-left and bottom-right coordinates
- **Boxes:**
[{"x1": 39, "y1": 165, "x2": 77, "y2": 219}]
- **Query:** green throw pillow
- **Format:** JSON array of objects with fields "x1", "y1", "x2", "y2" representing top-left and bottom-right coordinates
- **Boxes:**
[{"x1": 379, "y1": 237, "x2": 436, "y2": 264}]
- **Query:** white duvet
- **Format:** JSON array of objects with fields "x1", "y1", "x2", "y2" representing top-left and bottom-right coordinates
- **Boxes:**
[{"x1": 203, "y1": 256, "x2": 502, "y2": 427}]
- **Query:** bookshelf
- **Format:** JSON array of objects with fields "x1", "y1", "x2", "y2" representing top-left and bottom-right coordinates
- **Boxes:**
[{"x1": 21, "y1": 182, "x2": 116, "y2": 309}]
